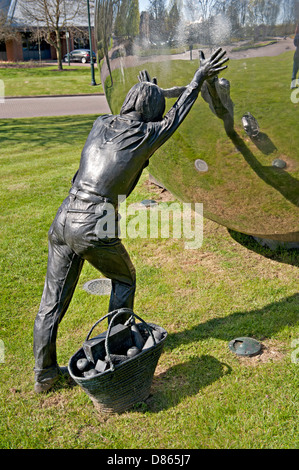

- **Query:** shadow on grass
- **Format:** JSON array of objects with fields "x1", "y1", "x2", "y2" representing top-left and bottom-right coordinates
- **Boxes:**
[
  {"x1": 228, "y1": 229, "x2": 299, "y2": 267},
  {"x1": 165, "y1": 292, "x2": 298, "y2": 349},
  {"x1": 250, "y1": 132, "x2": 277, "y2": 155},
  {"x1": 0, "y1": 115, "x2": 97, "y2": 150},
  {"x1": 230, "y1": 132, "x2": 299, "y2": 207},
  {"x1": 139, "y1": 355, "x2": 232, "y2": 413}
]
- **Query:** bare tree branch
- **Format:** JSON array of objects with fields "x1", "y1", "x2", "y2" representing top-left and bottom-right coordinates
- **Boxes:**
[
  {"x1": 0, "y1": 12, "x2": 18, "y2": 42},
  {"x1": 18, "y1": 0, "x2": 90, "y2": 70}
]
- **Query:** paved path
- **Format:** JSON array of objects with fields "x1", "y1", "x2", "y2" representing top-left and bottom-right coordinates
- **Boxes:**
[
  {"x1": 0, "y1": 94, "x2": 111, "y2": 119},
  {"x1": 1, "y1": 38, "x2": 293, "y2": 120}
]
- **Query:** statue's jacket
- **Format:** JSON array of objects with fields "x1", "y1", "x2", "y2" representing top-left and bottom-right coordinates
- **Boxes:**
[{"x1": 72, "y1": 80, "x2": 202, "y2": 206}]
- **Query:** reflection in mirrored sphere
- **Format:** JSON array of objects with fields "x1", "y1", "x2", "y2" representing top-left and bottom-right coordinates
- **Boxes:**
[{"x1": 95, "y1": 0, "x2": 299, "y2": 243}]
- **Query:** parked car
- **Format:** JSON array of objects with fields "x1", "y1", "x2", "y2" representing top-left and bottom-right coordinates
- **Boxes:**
[{"x1": 63, "y1": 49, "x2": 96, "y2": 64}]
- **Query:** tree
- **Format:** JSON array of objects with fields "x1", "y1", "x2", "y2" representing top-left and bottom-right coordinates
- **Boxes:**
[
  {"x1": 219, "y1": 0, "x2": 249, "y2": 37},
  {"x1": 196, "y1": 0, "x2": 218, "y2": 21},
  {"x1": 167, "y1": 0, "x2": 181, "y2": 44},
  {"x1": 280, "y1": 0, "x2": 299, "y2": 35},
  {"x1": 0, "y1": 10, "x2": 18, "y2": 42},
  {"x1": 148, "y1": 0, "x2": 169, "y2": 43},
  {"x1": 127, "y1": 0, "x2": 140, "y2": 38},
  {"x1": 247, "y1": 0, "x2": 280, "y2": 38},
  {"x1": 19, "y1": 0, "x2": 88, "y2": 70},
  {"x1": 114, "y1": 0, "x2": 129, "y2": 37},
  {"x1": 96, "y1": 0, "x2": 119, "y2": 84},
  {"x1": 114, "y1": 0, "x2": 139, "y2": 39}
]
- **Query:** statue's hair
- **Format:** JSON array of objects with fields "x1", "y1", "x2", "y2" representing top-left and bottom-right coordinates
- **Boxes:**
[{"x1": 120, "y1": 82, "x2": 165, "y2": 122}]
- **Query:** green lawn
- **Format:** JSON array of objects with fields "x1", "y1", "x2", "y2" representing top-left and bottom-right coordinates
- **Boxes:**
[
  {"x1": 0, "y1": 115, "x2": 298, "y2": 449},
  {"x1": 0, "y1": 65, "x2": 103, "y2": 97}
]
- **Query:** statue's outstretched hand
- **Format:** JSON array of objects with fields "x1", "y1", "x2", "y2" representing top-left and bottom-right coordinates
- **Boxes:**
[
  {"x1": 138, "y1": 70, "x2": 157, "y2": 85},
  {"x1": 197, "y1": 48, "x2": 229, "y2": 81}
]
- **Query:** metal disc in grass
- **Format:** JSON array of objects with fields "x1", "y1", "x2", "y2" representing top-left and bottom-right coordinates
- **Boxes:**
[
  {"x1": 83, "y1": 278, "x2": 111, "y2": 296},
  {"x1": 140, "y1": 199, "x2": 158, "y2": 207},
  {"x1": 228, "y1": 337, "x2": 262, "y2": 357},
  {"x1": 194, "y1": 159, "x2": 209, "y2": 173},
  {"x1": 272, "y1": 158, "x2": 287, "y2": 169}
]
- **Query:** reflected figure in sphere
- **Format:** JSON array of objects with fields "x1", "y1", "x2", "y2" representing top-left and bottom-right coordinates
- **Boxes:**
[{"x1": 291, "y1": 25, "x2": 299, "y2": 89}]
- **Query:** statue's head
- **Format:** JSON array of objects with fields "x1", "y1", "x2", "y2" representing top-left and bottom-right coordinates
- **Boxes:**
[{"x1": 120, "y1": 82, "x2": 166, "y2": 122}]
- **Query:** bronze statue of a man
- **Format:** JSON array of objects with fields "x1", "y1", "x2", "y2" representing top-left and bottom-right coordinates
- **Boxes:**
[{"x1": 33, "y1": 48, "x2": 229, "y2": 393}]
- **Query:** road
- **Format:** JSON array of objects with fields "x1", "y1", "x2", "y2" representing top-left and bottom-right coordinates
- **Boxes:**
[{"x1": 0, "y1": 94, "x2": 111, "y2": 119}]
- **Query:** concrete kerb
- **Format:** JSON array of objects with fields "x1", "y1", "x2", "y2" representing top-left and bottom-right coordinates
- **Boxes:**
[{"x1": 5, "y1": 93, "x2": 105, "y2": 99}]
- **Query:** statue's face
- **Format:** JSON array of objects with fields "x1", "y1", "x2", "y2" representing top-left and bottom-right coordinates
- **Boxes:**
[{"x1": 96, "y1": 0, "x2": 299, "y2": 244}]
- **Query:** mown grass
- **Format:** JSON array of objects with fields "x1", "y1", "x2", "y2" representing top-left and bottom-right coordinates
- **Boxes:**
[
  {"x1": 0, "y1": 65, "x2": 103, "y2": 97},
  {"x1": 0, "y1": 115, "x2": 298, "y2": 449},
  {"x1": 231, "y1": 40, "x2": 277, "y2": 52}
]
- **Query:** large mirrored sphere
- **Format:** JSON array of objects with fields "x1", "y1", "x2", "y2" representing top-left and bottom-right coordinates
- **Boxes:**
[{"x1": 95, "y1": 0, "x2": 299, "y2": 243}]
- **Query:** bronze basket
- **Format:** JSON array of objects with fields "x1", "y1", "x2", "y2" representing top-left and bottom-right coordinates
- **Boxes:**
[{"x1": 68, "y1": 308, "x2": 167, "y2": 413}]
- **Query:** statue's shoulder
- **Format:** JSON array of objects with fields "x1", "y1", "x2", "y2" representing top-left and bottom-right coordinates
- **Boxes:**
[{"x1": 92, "y1": 114, "x2": 115, "y2": 127}]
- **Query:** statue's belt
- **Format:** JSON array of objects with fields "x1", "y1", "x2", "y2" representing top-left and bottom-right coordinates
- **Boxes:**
[{"x1": 69, "y1": 187, "x2": 112, "y2": 205}]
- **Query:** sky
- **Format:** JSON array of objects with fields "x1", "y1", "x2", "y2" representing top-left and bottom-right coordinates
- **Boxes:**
[{"x1": 139, "y1": 0, "x2": 150, "y2": 12}]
